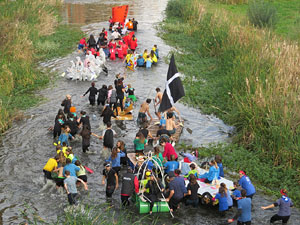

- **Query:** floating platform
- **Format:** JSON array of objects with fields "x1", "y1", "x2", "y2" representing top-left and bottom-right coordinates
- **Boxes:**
[
  {"x1": 112, "y1": 104, "x2": 133, "y2": 121},
  {"x1": 147, "y1": 118, "x2": 184, "y2": 143}
]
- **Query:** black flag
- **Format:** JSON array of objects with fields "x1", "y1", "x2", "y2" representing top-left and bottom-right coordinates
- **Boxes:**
[{"x1": 158, "y1": 54, "x2": 185, "y2": 112}]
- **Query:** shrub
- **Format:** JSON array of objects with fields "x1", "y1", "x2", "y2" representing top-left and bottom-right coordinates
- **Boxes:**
[
  {"x1": 247, "y1": 0, "x2": 277, "y2": 28},
  {"x1": 166, "y1": 0, "x2": 191, "y2": 19}
]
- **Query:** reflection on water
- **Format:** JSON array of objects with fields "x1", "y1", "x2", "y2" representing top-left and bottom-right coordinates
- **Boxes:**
[{"x1": 62, "y1": 0, "x2": 163, "y2": 25}]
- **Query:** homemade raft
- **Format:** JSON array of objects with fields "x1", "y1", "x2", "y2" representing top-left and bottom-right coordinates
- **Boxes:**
[
  {"x1": 147, "y1": 118, "x2": 184, "y2": 143},
  {"x1": 112, "y1": 103, "x2": 133, "y2": 120}
]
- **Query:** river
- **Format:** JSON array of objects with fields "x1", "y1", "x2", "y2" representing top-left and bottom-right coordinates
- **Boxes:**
[{"x1": 0, "y1": 0, "x2": 299, "y2": 224}]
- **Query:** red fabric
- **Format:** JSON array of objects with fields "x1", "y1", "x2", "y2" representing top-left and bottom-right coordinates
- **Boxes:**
[
  {"x1": 184, "y1": 157, "x2": 191, "y2": 163},
  {"x1": 110, "y1": 48, "x2": 116, "y2": 60},
  {"x1": 79, "y1": 38, "x2": 87, "y2": 45},
  {"x1": 90, "y1": 48, "x2": 96, "y2": 55},
  {"x1": 134, "y1": 176, "x2": 139, "y2": 193},
  {"x1": 122, "y1": 35, "x2": 130, "y2": 45},
  {"x1": 108, "y1": 42, "x2": 117, "y2": 49},
  {"x1": 122, "y1": 43, "x2": 128, "y2": 56},
  {"x1": 129, "y1": 38, "x2": 137, "y2": 50},
  {"x1": 112, "y1": 5, "x2": 129, "y2": 23},
  {"x1": 96, "y1": 51, "x2": 100, "y2": 56},
  {"x1": 162, "y1": 142, "x2": 178, "y2": 161},
  {"x1": 117, "y1": 48, "x2": 124, "y2": 59},
  {"x1": 198, "y1": 178, "x2": 206, "y2": 182}
]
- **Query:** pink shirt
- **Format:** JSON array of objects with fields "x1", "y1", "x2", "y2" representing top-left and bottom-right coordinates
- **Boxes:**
[{"x1": 162, "y1": 143, "x2": 178, "y2": 161}]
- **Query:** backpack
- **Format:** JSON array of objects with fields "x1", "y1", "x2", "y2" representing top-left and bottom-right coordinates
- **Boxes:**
[
  {"x1": 103, "y1": 129, "x2": 114, "y2": 148},
  {"x1": 110, "y1": 90, "x2": 117, "y2": 103}
]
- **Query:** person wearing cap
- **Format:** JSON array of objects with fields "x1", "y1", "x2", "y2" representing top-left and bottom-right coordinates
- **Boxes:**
[
  {"x1": 61, "y1": 95, "x2": 72, "y2": 115},
  {"x1": 102, "y1": 163, "x2": 118, "y2": 197},
  {"x1": 78, "y1": 37, "x2": 87, "y2": 51},
  {"x1": 121, "y1": 167, "x2": 139, "y2": 206},
  {"x1": 166, "y1": 172, "x2": 185, "y2": 212},
  {"x1": 228, "y1": 189, "x2": 252, "y2": 224},
  {"x1": 261, "y1": 189, "x2": 293, "y2": 225},
  {"x1": 238, "y1": 170, "x2": 256, "y2": 199}
]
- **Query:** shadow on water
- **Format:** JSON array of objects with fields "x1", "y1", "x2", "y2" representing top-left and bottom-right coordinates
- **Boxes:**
[{"x1": 0, "y1": 0, "x2": 299, "y2": 224}]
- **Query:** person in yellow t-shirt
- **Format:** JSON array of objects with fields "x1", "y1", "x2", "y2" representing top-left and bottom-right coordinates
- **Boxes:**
[{"x1": 43, "y1": 155, "x2": 60, "y2": 180}]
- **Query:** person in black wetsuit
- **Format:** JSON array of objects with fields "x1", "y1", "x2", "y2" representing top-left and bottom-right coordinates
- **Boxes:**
[
  {"x1": 79, "y1": 111, "x2": 91, "y2": 130},
  {"x1": 82, "y1": 82, "x2": 98, "y2": 106},
  {"x1": 144, "y1": 174, "x2": 164, "y2": 215},
  {"x1": 61, "y1": 95, "x2": 72, "y2": 114},
  {"x1": 97, "y1": 85, "x2": 108, "y2": 106},
  {"x1": 65, "y1": 113, "x2": 79, "y2": 137},
  {"x1": 80, "y1": 124, "x2": 91, "y2": 153},
  {"x1": 87, "y1": 34, "x2": 97, "y2": 50},
  {"x1": 116, "y1": 79, "x2": 125, "y2": 113},
  {"x1": 101, "y1": 105, "x2": 116, "y2": 126},
  {"x1": 132, "y1": 18, "x2": 138, "y2": 31}
]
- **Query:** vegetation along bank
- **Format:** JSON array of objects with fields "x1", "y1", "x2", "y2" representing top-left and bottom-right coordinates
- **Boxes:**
[
  {"x1": 0, "y1": 0, "x2": 83, "y2": 133},
  {"x1": 161, "y1": 0, "x2": 300, "y2": 205}
]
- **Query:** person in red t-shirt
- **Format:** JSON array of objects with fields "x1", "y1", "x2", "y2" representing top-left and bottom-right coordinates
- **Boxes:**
[
  {"x1": 116, "y1": 45, "x2": 124, "y2": 59},
  {"x1": 121, "y1": 42, "x2": 128, "y2": 57},
  {"x1": 109, "y1": 46, "x2": 116, "y2": 60},
  {"x1": 129, "y1": 35, "x2": 138, "y2": 53},
  {"x1": 160, "y1": 137, "x2": 178, "y2": 161},
  {"x1": 78, "y1": 37, "x2": 87, "y2": 51}
]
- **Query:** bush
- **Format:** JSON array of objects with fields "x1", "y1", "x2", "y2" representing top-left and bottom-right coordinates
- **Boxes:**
[
  {"x1": 248, "y1": 0, "x2": 277, "y2": 28},
  {"x1": 166, "y1": 0, "x2": 191, "y2": 19}
]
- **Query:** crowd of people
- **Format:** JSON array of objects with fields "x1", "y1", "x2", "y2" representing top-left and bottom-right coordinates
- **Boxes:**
[
  {"x1": 43, "y1": 18, "x2": 294, "y2": 225},
  {"x1": 77, "y1": 18, "x2": 159, "y2": 71}
]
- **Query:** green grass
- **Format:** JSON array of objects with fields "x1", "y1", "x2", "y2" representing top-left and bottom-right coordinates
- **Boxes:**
[
  {"x1": 206, "y1": 0, "x2": 300, "y2": 41},
  {"x1": 0, "y1": 0, "x2": 84, "y2": 133},
  {"x1": 21, "y1": 203, "x2": 162, "y2": 225},
  {"x1": 161, "y1": 0, "x2": 300, "y2": 205}
]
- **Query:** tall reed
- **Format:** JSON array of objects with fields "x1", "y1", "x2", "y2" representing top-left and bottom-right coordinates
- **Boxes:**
[
  {"x1": 0, "y1": 0, "x2": 83, "y2": 133},
  {"x1": 163, "y1": 0, "x2": 300, "y2": 169}
]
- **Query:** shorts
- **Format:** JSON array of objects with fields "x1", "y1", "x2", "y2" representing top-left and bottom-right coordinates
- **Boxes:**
[
  {"x1": 78, "y1": 44, "x2": 84, "y2": 50},
  {"x1": 168, "y1": 128, "x2": 176, "y2": 135},
  {"x1": 78, "y1": 175, "x2": 87, "y2": 183},
  {"x1": 43, "y1": 170, "x2": 52, "y2": 180},
  {"x1": 55, "y1": 176, "x2": 65, "y2": 187},
  {"x1": 138, "y1": 112, "x2": 146, "y2": 119}
]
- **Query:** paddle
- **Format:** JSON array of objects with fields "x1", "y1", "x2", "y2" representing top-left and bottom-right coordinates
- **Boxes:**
[{"x1": 153, "y1": 98, "x2": 160, "y2": 118}]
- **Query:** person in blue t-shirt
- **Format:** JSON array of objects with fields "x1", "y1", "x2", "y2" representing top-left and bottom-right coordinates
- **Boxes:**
[
  {"x1": 63, "y1": 158, "x2": 80, "y2": 177},
  {"x1": 215, "y1": 155, "x2": 224, "y2": 177},
  {"x1": 231, "y1": 181, "x2": 242, "y2": 206},
  {"x1": 228, "y1": 189, "x2": 252, "y2": 225},
  {"x1": 261, "y1": 189, "x2": 294, "y2": 225},
  {"x1": 108, "y1": 147, "x2": 125, "y2": 175},
  {"x1": 137, "y1": 55, "x2": 145, "y2": 67},
  {"x1": 166, "y1": 173, "x2": 185, "y2": 212},
  {"x1": 238, "y1": 170, "x2": 256, "y2": 199},
  {"x1": 163, "y1": 155, "x2": 179, "y2": 173},
  {"x1": 214, "y1": 186, "x2": 229, "y2": 216}
]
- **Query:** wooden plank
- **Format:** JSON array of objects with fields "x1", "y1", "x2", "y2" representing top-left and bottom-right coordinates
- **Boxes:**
[{"x1": 147, "y1": 118, "x2": 184, "y2": 143}]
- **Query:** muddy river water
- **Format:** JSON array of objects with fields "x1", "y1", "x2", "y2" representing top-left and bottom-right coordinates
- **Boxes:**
[{"x1": 0, "y1": 0, "x2": 299, "y2": 224}]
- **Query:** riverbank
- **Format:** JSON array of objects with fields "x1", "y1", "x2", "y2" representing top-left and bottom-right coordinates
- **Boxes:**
[
  {"x1": 161, "y1": 0, "x2": 300, "y2": 205},
  {"x1": 0, "y1": 0, "x2": 83, "y2": 133}
]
